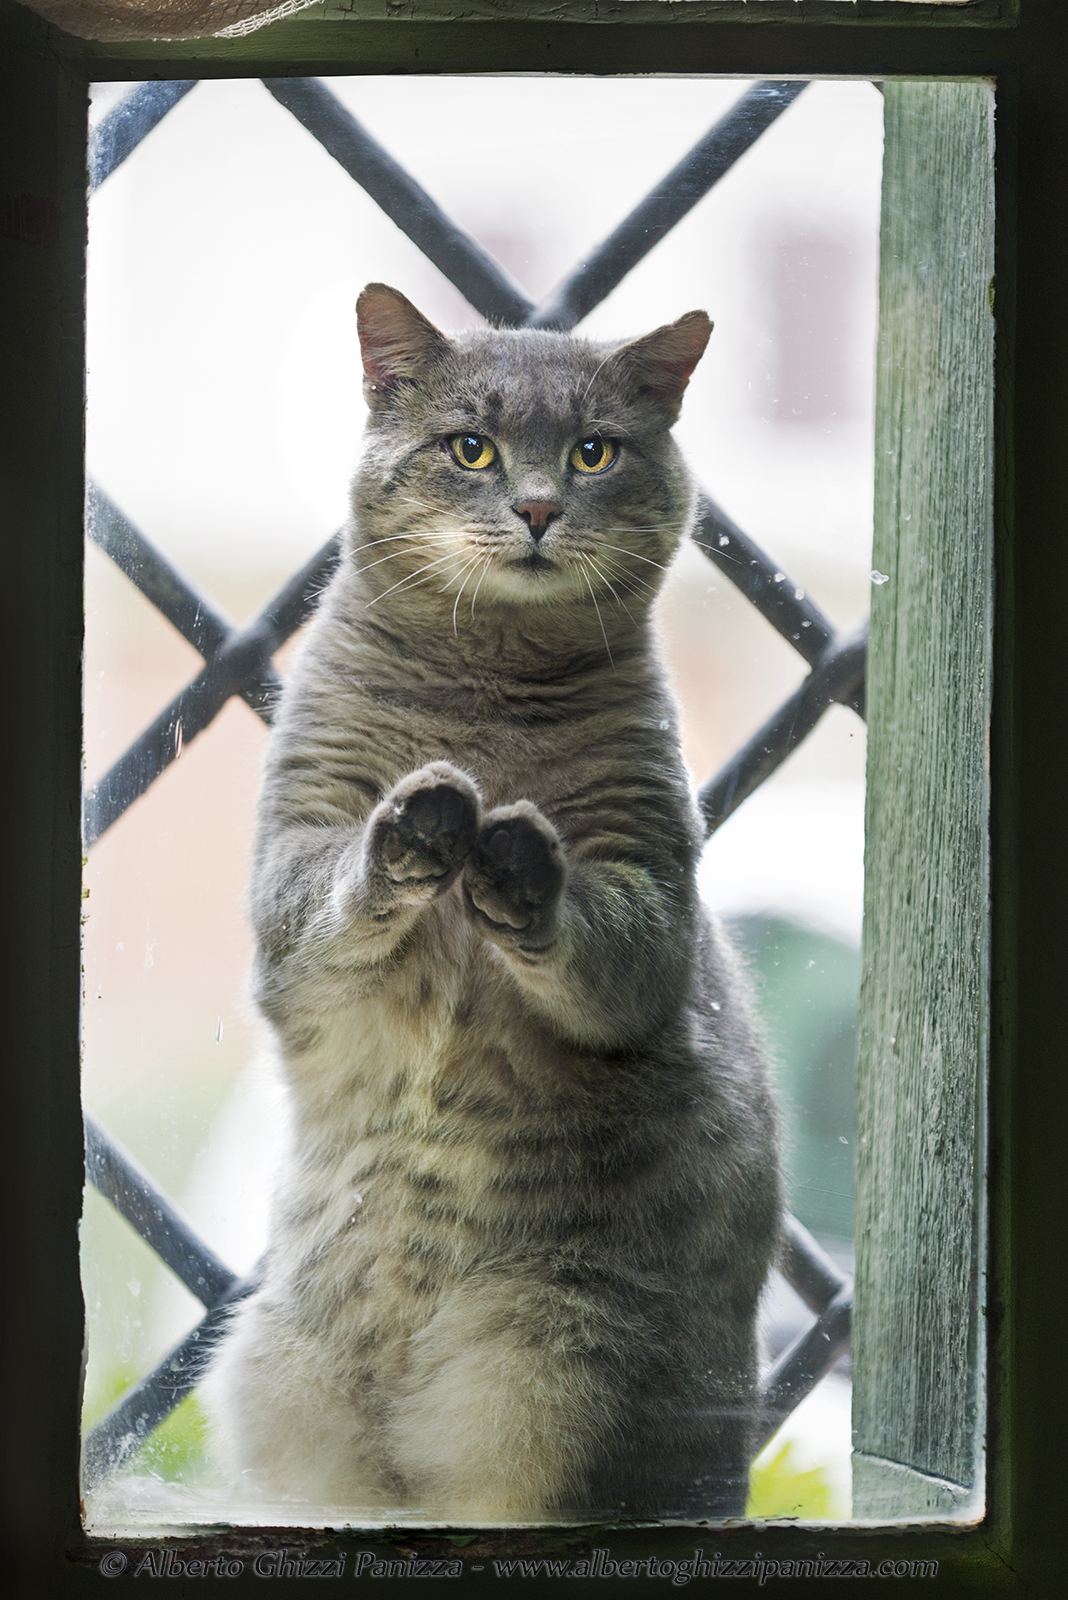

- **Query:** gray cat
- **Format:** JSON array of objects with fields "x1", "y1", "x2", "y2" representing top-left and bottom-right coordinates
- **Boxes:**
[{"x1": 204, "y1": 284, "x2": 780, "y2": 1523}]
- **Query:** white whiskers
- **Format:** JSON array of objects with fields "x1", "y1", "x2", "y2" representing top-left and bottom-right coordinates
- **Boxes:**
[
  {"x1": 590, "y1": 549, "x2": 658, "y2": 601},
  {"x1": 577, "y1": 560, "x2": 614, "y2": 667},
  {"x1": 579, "y1": 553, "x2": 641, "y2": 628},
  {"x1": 444, "y1": 551, "x2": 487, "y2": 636},
  {"x1": 468, "y1": 555, "x2": 493, "y2": 622},
  {"x1": 395, "y1": 493, "x2": 455, "y2": 518},
  {"x1": 364, "y1": 549, "x2": 464, "y2": 608},
  {"x1": 579, "y1": 352, "x2": 620, "y2": 407},
  {"x1": 351, "y1": 534, "x2": 429, "y2": 579},
  {"x1": 599, "y1": 528, "x2": 677, "y2": 543},
  {"x1": 354, "y1": 530, "x2": 429, "y2": 553},
  {"x1": 594, "y1": 540, "x2": 671, "y2": 572}
]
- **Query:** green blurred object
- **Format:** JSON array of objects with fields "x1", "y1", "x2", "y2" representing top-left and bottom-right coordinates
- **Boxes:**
[
  {"x1": 84, "y1": 1366, "x2": 209, "y2": 1482},
  {"x1": 747, "y1": 1440, "x2": 841, "y2": 1521},
  {"x1": 731, "y1": 915, "x2": 859, "y2": 1245},
  {"x1": 140, "y1": 1390, "x2": 209, "y2": 1480}
]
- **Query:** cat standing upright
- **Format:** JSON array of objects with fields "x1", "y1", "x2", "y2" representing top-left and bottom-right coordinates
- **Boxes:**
[{"x1": 204, "y1": 283, "x2": 781, "y2": 1522}]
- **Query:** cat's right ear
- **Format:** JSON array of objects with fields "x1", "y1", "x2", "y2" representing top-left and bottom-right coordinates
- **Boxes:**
[
  {"x1": 356, "y1": 284, "x2": 449, "y2": 410},
  {"x1": 612, "y1": 309, "x2": 713, "y2": 423}
]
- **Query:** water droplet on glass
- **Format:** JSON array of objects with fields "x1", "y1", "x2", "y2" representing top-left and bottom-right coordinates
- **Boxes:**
[
  {"x1": 214, "y1": 1016, "x2": 224, "y2": 1044},
  {"x1": 718, "y1": 534, "x2": 729, "y2": 548},
  {"x1": 127, "y1": 1279, "x2": 141, "y2": 1299},
  {"x1": 871, "y1": 570, "x2": 890, "y2": 586},
  {"x1": 839, "y1": 1136, "x2": 849, "y2": 1145},
  {"x1": 710, "y1": 1001, "x2": 721, "y2": 1012},
  {"x1": 807, "y1": 959, "x2": 816, "y2": 970},
  {"x1": 659, "y1": 719, "x2": 670, "y2": 730},
  {"x1": 794, "y1": 588, "x2": 805, "y2": 601},
  {"x1": 773, "y1": 572, "x2": 785, "y2": 584}
]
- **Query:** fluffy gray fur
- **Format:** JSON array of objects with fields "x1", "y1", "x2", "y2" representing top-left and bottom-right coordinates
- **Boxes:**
[{"x1": 204, "y1": 285, "x2": 781, "y2": 1523}]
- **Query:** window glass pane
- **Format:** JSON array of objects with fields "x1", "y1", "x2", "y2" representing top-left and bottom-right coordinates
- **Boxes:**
[{"x1": 80, "y1": 73, "x2": 977, "y2": 1536}]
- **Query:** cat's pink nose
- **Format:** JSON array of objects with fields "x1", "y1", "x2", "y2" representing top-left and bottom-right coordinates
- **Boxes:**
[{"x1": 513, "y1": 501, "x2": 562, "y2": 544}]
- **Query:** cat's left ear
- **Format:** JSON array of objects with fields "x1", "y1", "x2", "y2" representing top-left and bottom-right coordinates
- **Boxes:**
[
  {"x1": 612, "y1": 310, "x2": 713, "y2": 422},
  {"x1": 356, "y1": 283, "x2": 450, "y2": 409}
]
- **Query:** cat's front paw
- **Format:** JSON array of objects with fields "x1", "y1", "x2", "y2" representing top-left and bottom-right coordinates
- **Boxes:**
[
  {"x1": 463, "y1": 802, "x2": 565, "y2": 948},
  {"x1": 369, "y1": 763, "x2": 481, "y2": 899}
]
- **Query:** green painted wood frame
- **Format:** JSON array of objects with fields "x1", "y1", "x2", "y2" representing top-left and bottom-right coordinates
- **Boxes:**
[
  {"x1": 2, "y1": 0, "x2": 1063, "y2": 1591},
  {"x1": 854, "y1": 79, "x2": 993, "y2": 1519}
]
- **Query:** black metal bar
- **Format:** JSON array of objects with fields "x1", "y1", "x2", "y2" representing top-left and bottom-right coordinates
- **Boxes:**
[
  {"x1": 780, "y1": 1212, "x2": 849, "y2": 1318},
  {"x1": 89, "y1": 80, "x2": 198, "y2": 194},
  {"x1": 83, "y1": 642, "x2": 270, "y2": 849},
  {"x1": 83, "y1": 531, "x2": 342, "y2": 847},
  {"x1": 699, "y1": 620, "x2": 869, "y2": 836},
  {"x1": 527, "y1": 82, "x2": 808, "y2": 333},
  {"x1": 253, "y1": 526, "x2": 344, "y2": 642},
  {"x1": 82, "y1": 1270, "x2": 259, "y2": 1490},
  {"x1": 261, "y1": 78, "x2": 534, "y2": 329},
  {"x1": 758, "y1": 1285, "x2": 853, "y2": 1452},
  {"x1": 692, "y1": 493, "x2": 866, "y2": 720},
  {"x1": 84, "y1": 1114, "x2": 237, "y2": 1311},
  {"x1": 87, "y1": 483, "x2": 235, "y2": 666},
  {"x1": 692, "y1": 492, "x2": 835, "y2": 666}
]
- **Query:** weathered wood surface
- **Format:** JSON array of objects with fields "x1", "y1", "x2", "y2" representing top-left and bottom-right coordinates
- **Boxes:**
[{"x1": 852, "y1": 79, "x2": 994, "y2": 1517}]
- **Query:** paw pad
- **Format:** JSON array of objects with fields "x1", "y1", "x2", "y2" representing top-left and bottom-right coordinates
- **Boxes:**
[{"x1": 464, "y1": 804, "x2": 565, "y2": 936}]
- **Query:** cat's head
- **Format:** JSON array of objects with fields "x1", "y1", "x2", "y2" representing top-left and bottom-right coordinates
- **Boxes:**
[{"x1": 351, "y1": 283, "x2": 711, "y2": 620}]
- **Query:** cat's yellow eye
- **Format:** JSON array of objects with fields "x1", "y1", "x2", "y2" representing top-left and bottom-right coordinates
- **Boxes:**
[
  {"x1": 449, "y1": 434, "x2": 497, "y2": 471},
  {"x1": 570, "y1": 437, "x2": 617, "y2": 475}
]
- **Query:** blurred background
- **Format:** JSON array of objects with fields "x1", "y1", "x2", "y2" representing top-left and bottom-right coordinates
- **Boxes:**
[{"x1": 81, "y1": 74, "x2": 883, "y2": 1526}]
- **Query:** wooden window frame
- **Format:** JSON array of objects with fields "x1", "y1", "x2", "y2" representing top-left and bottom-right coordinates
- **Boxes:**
[{"x1": 2, "y1": 0, "x2": 1062, "y2": 1590}]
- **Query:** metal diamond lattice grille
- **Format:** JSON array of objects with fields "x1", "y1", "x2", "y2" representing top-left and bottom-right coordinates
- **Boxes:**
[{"x1": 83, "y1": 75, "x2": 864, "y2": 1489}]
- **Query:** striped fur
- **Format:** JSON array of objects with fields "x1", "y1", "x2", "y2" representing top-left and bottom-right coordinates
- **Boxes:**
[{"x1": 204, "y1": 288, "x2": 781, "y2": 1522}]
